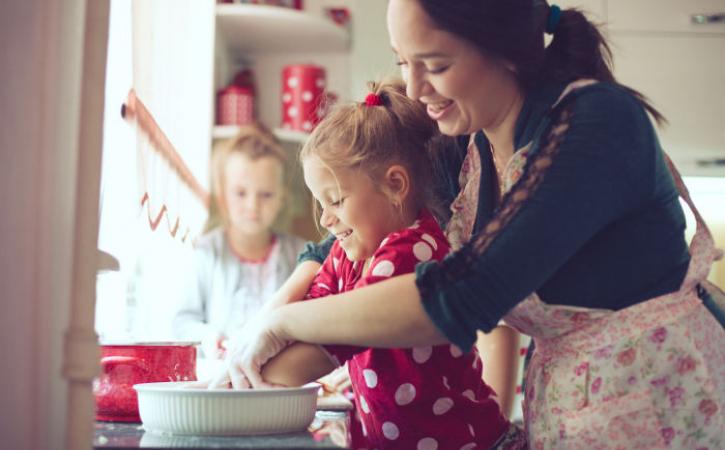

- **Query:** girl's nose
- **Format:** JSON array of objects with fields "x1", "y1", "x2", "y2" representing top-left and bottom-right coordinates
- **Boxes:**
[{"x1": 319, "y1": 206, "x2": 336, "y2": 228}]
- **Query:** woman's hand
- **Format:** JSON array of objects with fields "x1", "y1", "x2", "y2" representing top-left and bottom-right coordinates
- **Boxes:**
[{"x1": 208, "y1": 310, "x2": 291, "y2": 389}]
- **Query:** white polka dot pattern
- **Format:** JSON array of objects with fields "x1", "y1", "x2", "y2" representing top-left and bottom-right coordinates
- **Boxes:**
[
  {"x1": 468, "y1": 423, "x2": 475, "y2": 436},
  {"x1": 442, "y1": 376, "x2": 450, "y2": 390},
  {"x1": 413, "y1": 241, "x2": 433, "y2": 262},
  {"x1": 460, "y1": 443, "x2": 477, "y2": 450},
  {"x1": 417, "y1": 437, "x2": 438, "y2": 450},
  {"x1": 302, "y1": 91, "x2": 313, "y2": 102},
  {"x1": 394, "y1": 383, "x2": 416, "y2": 406},
  {"x1": 359, "y1": 395, "x2": 370, "y2": 413},
  {"x1": 450, "y1": 345, "x2": 463, "y2": 358},
  {"x1": 412, "y1": 346, "x2": 433, "y2": 364},
  {"x1": 462, "y1": 389, "x2": 476, "y2": 401},
  {"x1": 363, "y1": 369, "x2": 378, "y2": 388},
  {"x1": 371, "y1": 260, "x2": 395, "y2": 277},
  {"x1": 432, "y1": 397, "x2": 454, "y2": 415},
  {"x1": 382, "y1": 421, "x2": 399, "y2": 440},
  {"x1": 421, "y1": 233, "x2": 438, "y2": 250}
]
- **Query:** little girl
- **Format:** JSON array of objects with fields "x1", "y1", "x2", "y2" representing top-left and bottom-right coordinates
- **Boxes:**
[
  {"x1": 259, "y1": 81, "x2": 521, "y2": 450},
  {"x1": 172, "y1": 124, "x2": 305, "y2": 359}
]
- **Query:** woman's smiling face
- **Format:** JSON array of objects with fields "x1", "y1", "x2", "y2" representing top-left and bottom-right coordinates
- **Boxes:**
[{"x1": 387, "y1": 0, "x2": 519, "y2": 136}]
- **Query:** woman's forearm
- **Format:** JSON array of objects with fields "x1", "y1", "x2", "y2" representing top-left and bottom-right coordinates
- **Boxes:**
[{"x1": 276, "y1": 273, "x2": 449, "y2": 348}]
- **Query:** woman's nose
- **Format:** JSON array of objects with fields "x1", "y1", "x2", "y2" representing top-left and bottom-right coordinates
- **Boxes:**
[{"x1": 405, "y1": 66, "x2": 426, "y2": 100}]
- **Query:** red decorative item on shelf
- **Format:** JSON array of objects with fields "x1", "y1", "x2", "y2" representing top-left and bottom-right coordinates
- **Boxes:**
[
  {"x1": 93, "y1": 342, "x2": 197, "y2": 422},
  {"x1": 217, "y1": 84, "x2": 255, "y2": 125},
  {"x1": 281, "y1": 64, "x2": 327, "y2": 133}
]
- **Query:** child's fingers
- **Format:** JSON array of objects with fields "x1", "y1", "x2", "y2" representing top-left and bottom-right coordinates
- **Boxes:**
[{"x1": 229, "y1": 363, "x2": 252, "y2": 390}]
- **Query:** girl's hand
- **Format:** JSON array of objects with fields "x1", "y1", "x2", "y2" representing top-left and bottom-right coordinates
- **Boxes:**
[{"x1": 208, "y1": 311, "x2": 291, "y2": 389}]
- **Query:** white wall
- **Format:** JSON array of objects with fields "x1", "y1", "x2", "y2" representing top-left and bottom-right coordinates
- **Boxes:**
[{"x1": 1, "y1": 1, "x2": 97, "y2": 449}]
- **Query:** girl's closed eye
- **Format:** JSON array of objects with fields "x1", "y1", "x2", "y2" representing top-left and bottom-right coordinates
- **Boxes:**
[
  {"x1": 259, "y1": 191, "x2": 275, "y2": 200},
  {"x1": 236, "y1": 189, "x2": 246, "y2": 198},
  {"x1": 330, "y1": 197, "x2": 345, "y2": 207}
]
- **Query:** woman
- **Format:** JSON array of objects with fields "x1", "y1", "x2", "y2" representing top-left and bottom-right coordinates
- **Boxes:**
[{"x1": 217, "y1": 1, "x2": 725, "y2": 448}]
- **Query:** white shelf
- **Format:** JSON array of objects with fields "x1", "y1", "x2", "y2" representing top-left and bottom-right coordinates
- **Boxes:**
[
  {"x1": 216, "y1": 4, "x2": 350, "y2": 56},
  {"x1": 212, "y1": 125, "x2": 309, "y2": 144}
]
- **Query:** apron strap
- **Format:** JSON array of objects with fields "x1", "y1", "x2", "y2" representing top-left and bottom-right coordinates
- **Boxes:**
[{"x1": 663, "y1": 153, "x2": 724, "y2": 286}]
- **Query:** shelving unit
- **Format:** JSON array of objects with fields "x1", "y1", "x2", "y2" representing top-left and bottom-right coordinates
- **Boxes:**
[
  {"x1": 216, "y1": 4, "x2": 350, "y2": 55},
  {"x1": 211, "y1": 2, "x2": 353, "y2": 239}
]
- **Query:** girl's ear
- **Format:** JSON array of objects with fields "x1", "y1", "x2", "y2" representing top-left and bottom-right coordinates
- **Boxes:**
[{"x1": 382, "y1": 164, "x2": 411, "y2": 205}]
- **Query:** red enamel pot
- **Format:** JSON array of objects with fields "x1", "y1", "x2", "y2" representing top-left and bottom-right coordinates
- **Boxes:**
[{"x1": 93, "y1": 342, "x2": 198, "y2": 422}]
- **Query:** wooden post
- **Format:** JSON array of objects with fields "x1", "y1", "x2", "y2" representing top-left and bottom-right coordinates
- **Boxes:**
[{"x1": 62, "y1": 1, "x2": 110, "y2": 449}]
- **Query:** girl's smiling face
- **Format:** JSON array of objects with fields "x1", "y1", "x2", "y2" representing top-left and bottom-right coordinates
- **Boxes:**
[
  {"x1": 387, "y1": 0, "x2": 519, "y2": 136},
  {"x1": 303, "y1": 157, "x2": 405, "y2": 262}
]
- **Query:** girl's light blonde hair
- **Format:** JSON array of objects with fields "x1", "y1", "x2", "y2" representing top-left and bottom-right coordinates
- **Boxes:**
[
  {"x1": 300, "y1": 79, "x2": 441, "y2": 223},
  {"x1": 205, "y1": 122, "x2": 288, "y2": 232}
]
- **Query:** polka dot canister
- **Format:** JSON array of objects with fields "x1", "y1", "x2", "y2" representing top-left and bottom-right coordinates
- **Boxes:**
[{"x1": 281, "y1": 64, "x2": 327, "y2": 133}]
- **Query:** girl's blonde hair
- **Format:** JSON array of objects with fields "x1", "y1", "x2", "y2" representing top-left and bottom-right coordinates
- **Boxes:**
[
  {"x1": 300, "y1": 79, "x2": 441, "y2": 221},
  {"x1": 205, "y1": 122, "x2": 287, "y2": 232}
]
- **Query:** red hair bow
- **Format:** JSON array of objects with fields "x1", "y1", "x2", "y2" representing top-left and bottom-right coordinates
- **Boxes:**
[{"x1": 364, "y1": 93, "x2": 383, "y2": 106}]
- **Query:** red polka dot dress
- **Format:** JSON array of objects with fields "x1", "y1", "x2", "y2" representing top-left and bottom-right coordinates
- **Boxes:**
[{"x1": 305, "y1": 210, "x2": 510, "y2": 450}]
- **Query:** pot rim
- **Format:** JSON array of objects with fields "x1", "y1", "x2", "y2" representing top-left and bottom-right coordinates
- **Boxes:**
[{"x1": 99, "y1": 341, "x2": 201, "y2": 347}]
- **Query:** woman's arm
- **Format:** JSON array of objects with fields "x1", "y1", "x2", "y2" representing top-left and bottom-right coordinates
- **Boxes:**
[
  {"x1": 275, "y1": 273, "x2": 448, "y2": 348},
  {"x1": 261, "y1": 342, "x2": 335, "y2": 387}
]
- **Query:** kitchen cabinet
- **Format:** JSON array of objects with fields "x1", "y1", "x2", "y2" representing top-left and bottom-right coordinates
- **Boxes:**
[{"x1": 558, "y1": 0, "x2": 725, "y2": 176}]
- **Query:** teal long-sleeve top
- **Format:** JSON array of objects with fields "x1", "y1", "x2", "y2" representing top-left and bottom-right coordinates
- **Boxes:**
[{"x1": 299, "y1": 81, "x2": 693, "y2": 351}]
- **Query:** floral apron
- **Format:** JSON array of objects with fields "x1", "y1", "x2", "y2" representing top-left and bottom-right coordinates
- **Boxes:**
[{"x1": 501, "y1": 84, "x2": 725, "y2": 450}]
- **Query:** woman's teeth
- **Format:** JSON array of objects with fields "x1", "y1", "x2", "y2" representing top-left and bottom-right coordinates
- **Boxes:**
[{"x1": 429, "y1": 100, "x2": 453, "y2": 112}]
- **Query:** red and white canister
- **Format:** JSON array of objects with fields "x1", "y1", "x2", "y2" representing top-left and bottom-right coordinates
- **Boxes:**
[
  {"x1": 281, "y1": 64, "x2": 327, "y2": 133},
  {"x1": 217, "y1": 85, "x2": 255, "y2": 126}
]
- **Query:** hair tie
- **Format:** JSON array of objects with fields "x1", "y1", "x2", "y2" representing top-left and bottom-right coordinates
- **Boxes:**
[
  {"x1": 364, "y1": 92, "x2": 383, "y2": 107},
  {"x1": 546, "y1": 4, "x2": 562, "y2": 35}
]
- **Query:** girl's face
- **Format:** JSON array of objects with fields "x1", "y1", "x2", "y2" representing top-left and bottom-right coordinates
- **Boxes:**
[
  {"x1": 387, "y1": 0, "x2": 519, "y2": 136},
  {"x1": 222, "y1": 153, "x2": 284, "y2": 237},
  {"x1": 303, "y1": 157, "x2": 403, "y2": 262}
]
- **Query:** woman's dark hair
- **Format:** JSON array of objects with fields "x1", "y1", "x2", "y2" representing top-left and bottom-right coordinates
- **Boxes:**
[{"x1": 417, "y1": 0, "x2": 666, "y2": 125}]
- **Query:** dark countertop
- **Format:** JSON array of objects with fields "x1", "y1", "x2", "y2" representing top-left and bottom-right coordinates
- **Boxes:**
[{"x1": 93, "y1": 411, "x2": 351, "y2": 450}]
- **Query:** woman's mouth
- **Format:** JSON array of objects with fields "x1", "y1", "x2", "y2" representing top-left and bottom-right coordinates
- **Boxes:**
[{"x1": 426, "y1": 100, "x2": 454, "y2": 121}]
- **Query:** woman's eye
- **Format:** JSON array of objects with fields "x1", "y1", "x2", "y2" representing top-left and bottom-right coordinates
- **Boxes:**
[
  {"x1": 395, "y1": 59, "x2": 407, "y2": 67},
  {"x1": 237, "y1": 190, "x2": 246, "y2": 197},
  {"x1": 330, "y1": 198, "x2": 344, "y2": 207},
  {"x1": 259, "y1": 192, "x2": 274, "y2": 200},
  {"x1": 428, "y1": 65, "x2": 450, "y2": 74}
]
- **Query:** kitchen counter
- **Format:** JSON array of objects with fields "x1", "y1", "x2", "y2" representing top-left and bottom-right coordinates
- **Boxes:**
[{"x1": 93, "y1": 411, "x2": 351, "y2": 450}]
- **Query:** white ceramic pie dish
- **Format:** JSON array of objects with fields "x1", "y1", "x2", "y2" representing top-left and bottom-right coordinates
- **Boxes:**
[{"x1": 134, "y1": 381, "x2": 320, "y2": 436}]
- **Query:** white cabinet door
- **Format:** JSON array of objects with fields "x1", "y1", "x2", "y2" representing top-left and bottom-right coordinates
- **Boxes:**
[
  {"x1": 608, "y1": 0, "x2": 725, "y2": 34},
  {"x1": 610, "y1": 33, "x2": 725, "y2": 170}
]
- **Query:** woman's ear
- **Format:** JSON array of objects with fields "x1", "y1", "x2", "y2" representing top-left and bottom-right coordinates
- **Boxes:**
[{"x1": 382, "y1": 164, "x2": 411, "y2": 205}]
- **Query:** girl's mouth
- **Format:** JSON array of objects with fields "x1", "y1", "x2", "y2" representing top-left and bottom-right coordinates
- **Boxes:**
[{"x1": 336, "y1": 230, "x2": 352, "y2": 241}]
